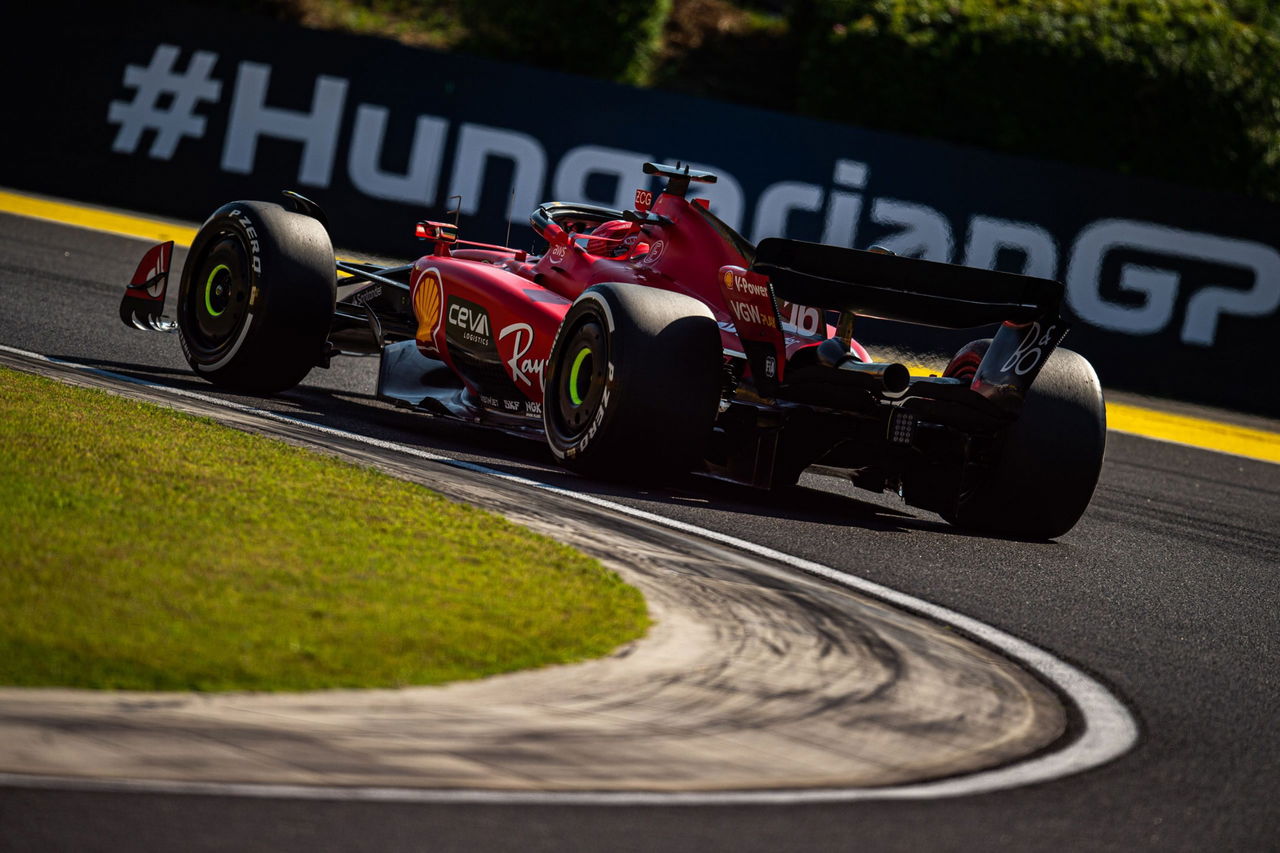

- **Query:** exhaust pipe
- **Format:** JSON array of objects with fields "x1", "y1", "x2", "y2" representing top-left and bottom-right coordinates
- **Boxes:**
[
  {"x1": 812, "y1": 338, "x2": 911, "y2": 397},
  {"x1": 837, "y1": 359, "x2": 911, "y2": 397}
]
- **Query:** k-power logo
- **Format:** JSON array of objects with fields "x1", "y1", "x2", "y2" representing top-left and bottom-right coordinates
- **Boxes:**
[{"x1": 109, "y1": 43, "x2": 1280, "y2": 348}]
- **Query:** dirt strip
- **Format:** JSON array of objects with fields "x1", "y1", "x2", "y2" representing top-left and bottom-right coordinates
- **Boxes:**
[{"x1": 0, "y1": 353, "x2": 1066, "y2": 791}]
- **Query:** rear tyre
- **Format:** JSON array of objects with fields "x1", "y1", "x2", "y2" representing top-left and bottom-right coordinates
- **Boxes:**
[
  {"x1": 943, "y1": 338, "x2": 990, "y2": 382},
  {"x1": 946, "y1": 342, "x2": 1106, "y2": 540},
  {"x1": 177, "y1": 201, "x2": 335, "y2": 393},
  {"x1": 543, "y1": 283, "x2": 722, "y2": 478}
]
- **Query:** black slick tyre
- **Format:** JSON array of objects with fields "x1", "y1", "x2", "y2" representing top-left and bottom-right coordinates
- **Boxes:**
[
  {"x1": 177, "y1": 201, "x2": 335, "y2": 393},
  {"x1": 543, "y1": 283, "x2": 722, "y2": 478},
  {"x1": 946, "y1": 341, "x2": 1106, "y2": 540}
]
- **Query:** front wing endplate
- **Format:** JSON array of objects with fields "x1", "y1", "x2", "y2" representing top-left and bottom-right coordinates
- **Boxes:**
[{"x1": 119, "y1": 241, "x2": 177, "y2": 333}]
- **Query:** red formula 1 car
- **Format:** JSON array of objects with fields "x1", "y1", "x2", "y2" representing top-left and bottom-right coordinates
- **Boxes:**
[{"x1": 120, "y1": 163, "x2": 1105, "y2": 538}]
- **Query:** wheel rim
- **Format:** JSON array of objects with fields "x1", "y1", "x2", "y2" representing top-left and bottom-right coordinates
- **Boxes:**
[
  {"x1": 550, "y1": 319, "x2": 607, "y2": 441},
  {"x1": 567, "y1": 346, "x2": 593, "y2": 406},
  {"x1": 185, "y1": 235, "x2": 252, "y2": 358},
  {"x1": 203, "y1": 264, "x2": 231, "y2": 318}
]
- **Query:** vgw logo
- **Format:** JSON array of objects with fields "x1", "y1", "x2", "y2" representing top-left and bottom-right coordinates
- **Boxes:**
[{"x1": 109, "y1": 44, "x2": 1280, "y2": 348}]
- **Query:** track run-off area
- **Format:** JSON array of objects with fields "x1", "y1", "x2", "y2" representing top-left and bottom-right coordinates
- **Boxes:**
[{"x1": 0, "y1": 191, "x2": 1277, "y2": 851}]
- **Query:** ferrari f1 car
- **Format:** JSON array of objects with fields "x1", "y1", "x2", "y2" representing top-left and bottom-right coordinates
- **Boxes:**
[{"x1": 120, "y1": 162, "x2": 1105, "y2": 538}]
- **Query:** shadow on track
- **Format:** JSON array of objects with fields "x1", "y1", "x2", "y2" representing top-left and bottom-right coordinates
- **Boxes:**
[{"x1": 46, "y1": 352, "x2": 1032, "y2": 542}]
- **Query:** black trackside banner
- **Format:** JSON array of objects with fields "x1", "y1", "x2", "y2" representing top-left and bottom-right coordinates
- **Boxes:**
[{"x1": 4, "y1": 0, "x2": 1279, "y2": 414}]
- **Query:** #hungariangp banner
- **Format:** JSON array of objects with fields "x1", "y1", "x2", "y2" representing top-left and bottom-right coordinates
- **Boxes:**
[{"x1": 5, "y1": 0, "x2": 1278, "y2": 414}]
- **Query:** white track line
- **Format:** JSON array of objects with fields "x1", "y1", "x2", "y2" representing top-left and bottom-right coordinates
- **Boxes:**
[{"x1": 0, "y1": 344, "x2": 1138, "y2": 804}]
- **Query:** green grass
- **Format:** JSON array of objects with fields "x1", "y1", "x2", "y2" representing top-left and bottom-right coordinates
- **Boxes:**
[{"x1": 0, "y1": 367, "x2": 649, "y2": 691}]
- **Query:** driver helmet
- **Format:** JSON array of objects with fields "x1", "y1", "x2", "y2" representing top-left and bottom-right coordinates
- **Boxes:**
[{"x1": 584, "y1": 220, "x2": 647, "y2": 258}]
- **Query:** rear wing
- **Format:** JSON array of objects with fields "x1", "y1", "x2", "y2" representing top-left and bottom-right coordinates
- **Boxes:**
[
  {"x1": 752, "y1": 238, "x2": 1061, "y2": 327},
  {"x1": 741, "y1": 239, "x2": 1070, "y2": 415}
]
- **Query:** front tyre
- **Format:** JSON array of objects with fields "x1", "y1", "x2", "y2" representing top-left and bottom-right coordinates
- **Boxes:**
[
  {"x1": 543, "y1": 283, "x2": 722, "y2": 478},
  {"x1": 947, "y1": 343, "x2": 1106, "y2": 540},
  {"x1": 177, "y1": 201, "x2": 335, "y2": 393}
]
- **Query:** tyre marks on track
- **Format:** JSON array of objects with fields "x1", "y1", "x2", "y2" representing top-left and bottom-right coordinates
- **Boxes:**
[{"x1": 0, "y1": 345, "x2": 1137, "y2": 803}]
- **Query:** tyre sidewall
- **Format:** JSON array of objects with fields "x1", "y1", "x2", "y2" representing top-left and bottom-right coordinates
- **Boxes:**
[
  {"x1": 954, "y1": 347, "x2": 1107, "y2": 539},
  {"x1": 544, "y1": 291, "x2": 620, "y2": 463},
  {"x1": 543, "y1": 284, "x2": 721, "y2": 476},
  {"x1": 178, "y1": 201, "x2": 334, "y2": 393}
]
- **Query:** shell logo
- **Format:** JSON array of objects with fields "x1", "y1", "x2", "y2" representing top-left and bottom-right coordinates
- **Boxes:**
[{"x1": 413, "y1": 267, "x2": 444, "y2": 354}]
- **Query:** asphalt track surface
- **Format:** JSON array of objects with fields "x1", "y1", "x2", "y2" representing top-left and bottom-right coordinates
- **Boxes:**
[{"x1": 0, "y1": 211, "x2": 1278, "y2": 850}]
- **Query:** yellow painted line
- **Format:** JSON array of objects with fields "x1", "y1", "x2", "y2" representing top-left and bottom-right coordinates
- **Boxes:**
[
  {"x1": 886, "y1": 370, "x2": 1280, "y2": 465},
  {"x1": 1107, "y1": 402, "x2": 1279, "y2": 464},
  {"x1": 0, "y1": 190, "x2": 198, "y2": 246},
  {"x1": 4, "y1": 188, "x2": 1278, "y2": 465}
]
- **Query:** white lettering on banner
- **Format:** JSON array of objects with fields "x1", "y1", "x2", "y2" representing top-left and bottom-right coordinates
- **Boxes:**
[
  {"x1": 348, "y1": 105, "x2": 448, "y2": 205},
  {"x1": 1066, "y1": 220, "x2": 1280, "y2": 345},
  {"x1": 106, "y1": 46, "x2": 1280, "y2": 348},
  {"x1": 752, "y1": 181, "x2": 824, "y2": 243},
  {"x1": 870, "y1": 198, "x2": 954, "y2": 262},
  {"x1": 108, "y1": 44, "x2": 222, "y2": 160},
  {"x1": 554, "y1": 146, "x2": 651, "y2": 212},
  {"x1": 447, "y1": 124, "x2": 546, "y2": 222},
  {"x1": 821, "y1": 160, "x2": 867, "y2": 248},
  {"x1": 680, "y1": 161, "x2": 746, "y2": 232},
  {"x1": 222, "y1": 61, "x2": 347, "y2": 186},
  {"x1": 964, "y1": 216, "x2": 1058, "y2": 279}
]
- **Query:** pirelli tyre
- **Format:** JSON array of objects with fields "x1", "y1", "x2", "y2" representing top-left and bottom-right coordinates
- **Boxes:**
[
  {"x1": 945, "y1": 340, "x2": 1106, "y2": 539},
  {"x1": 543, "y1": 283, "x2": 722, "y2": 478},
  {"x1": 177, "y1": 201, "x2": 335, "y2": 393}
]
